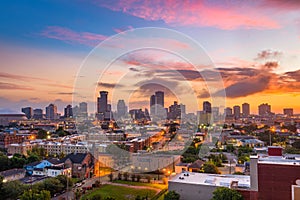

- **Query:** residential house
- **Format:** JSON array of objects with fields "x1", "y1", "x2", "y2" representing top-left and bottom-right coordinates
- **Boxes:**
[
  {"x1": 24, "y1": 158, "x2": 61, "y2": 175},
  {"x1": 45, "y1": 166, "x2": 71, "y2": 177},
  {"x1": 188, "y1": 160, "x2": 205, "y2": 172},
  {"x1": 60, "y1": 153, "x2": 93, "y2": 179}
]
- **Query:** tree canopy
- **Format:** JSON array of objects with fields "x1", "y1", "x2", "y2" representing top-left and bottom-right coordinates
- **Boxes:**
[{"x1": 211, "y1": 187, "x2": 244, "y2": 200}]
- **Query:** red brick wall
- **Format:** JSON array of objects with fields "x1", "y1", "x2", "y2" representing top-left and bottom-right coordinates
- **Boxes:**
[
  {"x1": 258, "y1": 163, "x2": 300, "y2": 200},
  {"x1": 237, "y1": 190, "x2": 258, "y2": 200}
]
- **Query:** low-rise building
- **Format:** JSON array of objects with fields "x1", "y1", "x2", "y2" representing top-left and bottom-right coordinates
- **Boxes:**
[
  {"x1": 250, "y1": 146, "x2": 300, "y2": 200},
  {"x1": 168, "y1": 172, "x2": 251, "y2": 200},
  {"x1": 131, "y1": 153, "x2": 180, "y2": 173},
  {"x1": 60, "y1": 153, "x2": 93, "y2": 179},
  {"x1": 7, "y1": 142, "x2": 36, "y2": 156},
  {"x1": 45, "y1": 166, "x2": 71, "y2": 177},
  {"x1": 0, "y1": 168, "x2": 26, "y2": 182}
]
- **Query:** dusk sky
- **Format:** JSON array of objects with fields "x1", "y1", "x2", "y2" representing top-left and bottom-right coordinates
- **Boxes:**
[{"x1": 0, "y1": 1, "x2": 300, "y2": 114}]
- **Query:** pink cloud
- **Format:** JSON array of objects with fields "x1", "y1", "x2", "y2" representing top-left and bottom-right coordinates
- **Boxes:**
[
  {"x1": 96, "y1": 0, "x2": 280, "y2": 30},
  {"x1": 40, "y1": 26, "x2": 107, "y2": 46},
  {"x1": 113, "y1": 25, "x2": 134, "y2": 33}
]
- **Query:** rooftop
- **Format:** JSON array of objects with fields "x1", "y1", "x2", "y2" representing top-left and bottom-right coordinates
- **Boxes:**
[{"x1": 169, "y1": 172, "x2": 250, "y2": 189}]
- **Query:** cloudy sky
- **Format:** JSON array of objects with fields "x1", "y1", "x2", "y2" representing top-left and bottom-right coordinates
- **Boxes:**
[{"x1": 0, "y1": 0, "x2": 300, "y2": 114}]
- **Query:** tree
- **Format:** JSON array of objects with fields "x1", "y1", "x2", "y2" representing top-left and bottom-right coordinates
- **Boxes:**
[
  {"x1": 164, "y1": 191, "x2": 180, "y2": 200},
  {"x1": 94, "y1": 180, "x2": 101, "y2": 187},
  {"x1": 146, "y1": 175, "x2": 151, "y2": 183},
  {"x1": 211, "y1": 187, "x2": 244, "y2": 200},
  {"x1": 104, "y1": 197, "x2": 116, "y2": 200},
  {"x1": 0, "y1": 180, "x2": 27, "y2": 200},
  {"x1": 118, "y1": 172, "x2": 122, "y2": 180},
  {"x1": 42, "y1": 178, "x2": 64, "y2": 196},
  {"x1": 0, "y1": 154, "x2": 10, "y2": 171},
  {"x1": 20, "y1": 189, "x2": 51, "y2": 200},
  {"x1": 238, "y1": 155, "x2": 250, "y2": 164},
  {"x1": 27, "y1": 154, "x2": 40, "y2": 164},
  {"x1": 109, "y1": 173, "x2": 113, "y2": 181},
  {"x1": 136, "y1": 174, "x2": 141, "y2": 182},
  {"x1": 202, "y1": 162, "x2": 220, "y2": 174},
  {"x1": 91, "y1": 193, "x2": 102, "y2": 200},
  {"x1": 123, "y1": 172, "x2": 129, "y2": 181},
  {"x1": 10, "y1": 154, "x2": 26, "y2": 168},
  {"x1": 233, "y1": 172, "x2": 245, "y2": 175},
  {"x1": 131, "y1": 174, "x2": 136, "y2": 181},
  {"x1": 292, "y1": 140, "x2": 300, "y2": 149},
  {"x1": 56, "y1": 175, "x2": 73, "y2": 189},
  {"x1": 74, "y1": 189, "x2": 82, "y2": 200},
  {"x1": 37, "y1": 129, "x2": 47, "y2": 139}
]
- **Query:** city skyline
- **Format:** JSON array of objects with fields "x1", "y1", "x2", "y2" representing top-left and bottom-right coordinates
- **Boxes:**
[
  {"x1": 19, "y1": 96, "x2": 297, "y2": 117},
  {"x1": 0, "y1": 1, "x2": 300, "y2": 114}
]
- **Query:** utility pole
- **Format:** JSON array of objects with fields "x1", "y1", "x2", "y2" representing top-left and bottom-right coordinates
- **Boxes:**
[{"x1": 66, "y1": 174, "x2": 69, "y2": 200}]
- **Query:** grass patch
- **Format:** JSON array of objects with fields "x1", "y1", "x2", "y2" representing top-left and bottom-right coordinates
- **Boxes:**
[
  {"x1": 81, "y1": 184, "x2": 157, "y2": 200},
  {"x1": 113, "y1": 180, "x2": 167, "y2": 190}
]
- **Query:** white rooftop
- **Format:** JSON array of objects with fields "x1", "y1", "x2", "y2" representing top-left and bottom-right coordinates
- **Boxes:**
[{"x1": 169, "y1": 172, "x2": 250, "y2": 189}]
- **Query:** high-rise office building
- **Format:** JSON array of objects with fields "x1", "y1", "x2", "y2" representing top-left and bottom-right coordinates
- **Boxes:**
[
  {"x1": 168, "y1": 101, "x2": 181, "y2": 120},
  {"x1": 21, "y1": 107, "x2": 33, "y2": 119},
  {"x1": 212, "y1": 107, "x2": 219, "y2": 121},
  {"x1": 97, "y1": 91, "x2": 108, "y2": 114},
  {"x1": 97, "y1": 91, "x2": 113, "y2": 121},
  {"x1": 242, "y1": 103, "x2": 250, "y2": 117},
  {"x1": 233, "y1": 105, "x2": 241, "y2": 119},
  {"x1": 155, "y1": 91, "x2": 164, "y2": 107},
  {"x1": 79, "y1": 102, "x2": 88, "y2": 114},
  {"x1": 46, "y1": 104, "x2": 58, "y2": 120},
  {"x1": 283, "y1": 108, "x2": 293, "y2": 116},
  {"x1": 149, "y1": 91, "x2": 165, "y2": 116},
  {"x1": 180, "y1": 104, "x2": 186, "y2": 115},
  {"x1": 150, "y1": 95, "x2": 156, "y2": 115},
  {"x1": 203, "y1": 101, "x2": 212, "y2": 113},
  {"x1": 258, "y1": 103, "x2": 271, "y2": 116},
  {"x1": 64, "y1": 105, "x2": 73, "y2": 118},
  {"x1": 33, "y1": 109, "x2": 43, "y2": 120},
  {"x1": 117, "y1": 100, "x2": 127, "y2": 118},
  {"x1": 224, "y1": 107, "x2": 233, "y2": 116}
]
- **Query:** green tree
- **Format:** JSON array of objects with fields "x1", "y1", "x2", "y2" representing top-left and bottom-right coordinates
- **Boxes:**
[
  {"x1": 42, "y1": 178, "x2": 64, "y2": 196},
  {"x1": 211, "y1": 187, "x2": 244, "y2": 200},
  {"x1": 109, "y1": 173, "x2": 113, "y2": 181},
  {"x1": 27, "y1": 154, "x2": 40, "y2": 164},
  {"x1": 118, "y1": 172, "x2": 122, "y2": 180},
  {"x1": 131, "y1": 174, "x2": 136, "y2": 181},
  {"x1": 74, "y1": 189, "x2": 82, "y2": 200},
  {"x1": 238, "y1": 155, "x2": 250, "y2": 164},
  {"x1": 37, "y1": 129, "x2": 47, "y2": 139},
  {"x1": 202, "y1": 162, "x2": 220, "y2": 174},
  {"x1": 20, "y1": 189, "x2": 51, "y2": 200},
  {"x1": 56, "y1": 175, "x2": 73, "y2": 189},
  {"x1": 136, "y1": 174, "x2": 141, "y2": 182},
  {"x1": 10, "y1": 154, "x2": 26, "y2": 169},
  {"x1": 0, "y1": 154, "x2": 10, "y2": 171},
  {"x1": 292, "y1": 140, "x2": 300, "y2": 149},
  {"x1": 104, "y1": 197, "x2": 116, "y2": 200},
  {"x1": 146, "y1": 175, "x2": 151, "y2": 183},
  {"x1": 123, "y1": 172, "x2": 129, "y2": 181},
  {"x1": 91, "y1": 193, "x2": 102, "y2": 200},
  {"x1": 164, "y1": 191, "x2": 180, "y2": 200},
  {"x1": 0, "y1": 180, "x2": 27, "y2": 200}
]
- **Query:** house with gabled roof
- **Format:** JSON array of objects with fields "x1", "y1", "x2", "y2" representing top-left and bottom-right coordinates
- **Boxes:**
[{"x1": 60, "y1": 152, "x2": 93, "y2": 179}]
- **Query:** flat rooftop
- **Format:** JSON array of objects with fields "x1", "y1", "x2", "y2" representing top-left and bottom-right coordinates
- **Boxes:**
[
  {"x1": 169, "y1": 172, "x2": 250, "y2": 189},
  {"x1": 258, "y1": 156, "x2": 300, "y2": 166}
]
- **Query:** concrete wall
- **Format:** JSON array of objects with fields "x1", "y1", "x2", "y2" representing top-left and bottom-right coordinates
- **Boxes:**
[{"x1": 168, "y1": 181, "x2": 216, "y2": 200}]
